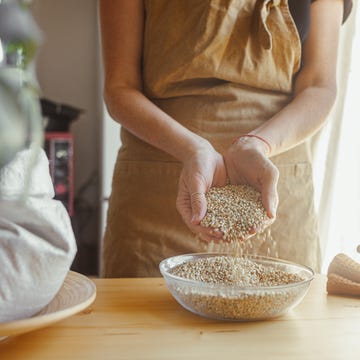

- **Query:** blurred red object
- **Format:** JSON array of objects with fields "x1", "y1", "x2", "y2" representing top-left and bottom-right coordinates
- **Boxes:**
[{"x1": 44, "y1": 132, "x2": 74, "y2": 216}]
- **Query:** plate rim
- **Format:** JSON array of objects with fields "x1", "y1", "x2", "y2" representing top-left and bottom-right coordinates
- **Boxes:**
[{"x1": 0, "y1": 270, "x2": 96, "y2": 337}]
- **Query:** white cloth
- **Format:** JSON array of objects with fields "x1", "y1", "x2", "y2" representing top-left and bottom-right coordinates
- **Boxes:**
[
  {"x1": 0, "y1": 148, "x2": 77, "y2": 322},
  {"x1": 312, "y1": 6, "x2": 360, "y2": 272}
]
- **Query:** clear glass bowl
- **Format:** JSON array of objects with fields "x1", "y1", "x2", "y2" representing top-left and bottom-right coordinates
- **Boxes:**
[{"x1": 159, "y1": 253, "x2": 314, "y2": 321}]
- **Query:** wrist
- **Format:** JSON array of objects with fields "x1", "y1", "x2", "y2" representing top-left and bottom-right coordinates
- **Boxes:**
[
  {"x1": 232, "y1": 134, "x2": 271, "y2": 157},
  {"x1": 177, "y1": 136, "x2": 213, "y2": 163}
]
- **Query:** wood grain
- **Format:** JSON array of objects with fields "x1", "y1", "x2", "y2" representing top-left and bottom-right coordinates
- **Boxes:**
[{"x1": 0, "y1": 275, "x2": 359, "y2": 360}]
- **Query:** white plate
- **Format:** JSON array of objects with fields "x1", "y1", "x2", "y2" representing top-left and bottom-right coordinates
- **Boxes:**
[{"x1": 0, "y1": 271, "x2": 96, "y2": 339}]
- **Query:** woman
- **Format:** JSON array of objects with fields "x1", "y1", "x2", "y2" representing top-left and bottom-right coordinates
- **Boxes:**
[{"x1": 100, "y1": 0, "x2": 352, "y2": 277}]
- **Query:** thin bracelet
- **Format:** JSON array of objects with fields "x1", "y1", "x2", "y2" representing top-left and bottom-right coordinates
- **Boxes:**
[{"x1": 232, "y1": 134, "x2": 272, "y2": 155}]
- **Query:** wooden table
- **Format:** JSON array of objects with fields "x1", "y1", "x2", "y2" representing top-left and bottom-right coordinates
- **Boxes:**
[{"x1": 0, "y1": 275, "x2": 359, "y2": 359}]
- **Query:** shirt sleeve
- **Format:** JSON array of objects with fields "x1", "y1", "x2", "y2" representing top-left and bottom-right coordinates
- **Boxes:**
[{"x1": 0, "y1": 148, "x2": 77, "y2": 322}]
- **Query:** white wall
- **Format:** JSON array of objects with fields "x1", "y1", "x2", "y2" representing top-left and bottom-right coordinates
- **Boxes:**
[
  {"x1": 99, "y1": 102, "x2": 121, "y2": 275},
  {"x1": 31, "y1": 0, "x2": 101, "y2": 274},
  {"x1": 100, "y1": 107, "x2": 120, "y2": 235},
  {"x1": 31, "y1": 0, "x2": 101, "y2": 193}
]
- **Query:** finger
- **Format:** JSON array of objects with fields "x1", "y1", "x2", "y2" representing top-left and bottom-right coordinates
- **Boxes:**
[
  {"x1": 203, "y1": 227, "x2": 223, "y2": 239},
  {"x1": 176, "y1": 189, "x2": 223, "y2": 240},
  {"x1": 176, "y1": 184, "x2": 193, "y2": 225},
  {"x1": 190, "y1": 190, "x2": 207, "y2": 225},
  {"x1": 261, "y1": 167, "x2": 279, "y2": 218},
  {"x1": 197, "y1": 231, "x2": 224, "y2": 243},
  {"x1": 192, "y1": 221, "x2": 224, "y2": 241},
  {"x1": 195, "y1": 222, "x2": 223, "y2": 238},
  {"x1": 210, "y1": 228, "x2": 224, "y2": 238},
  {"x1": 262, "y1": 188, "x2": 278, "y2": 219}
]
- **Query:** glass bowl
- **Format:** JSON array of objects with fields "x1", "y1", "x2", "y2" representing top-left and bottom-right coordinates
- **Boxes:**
[{"x1": 159, "y1": 253, "x2": 314, "y2": 321}]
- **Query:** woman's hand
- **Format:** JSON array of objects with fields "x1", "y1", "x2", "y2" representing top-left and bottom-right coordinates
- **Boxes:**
[
  {"x1": 223, "y1": 136, "x2": 279, "y2": 221},
  {"x1": 176, "y1": 142, "x2": 227, "y2": 242}
]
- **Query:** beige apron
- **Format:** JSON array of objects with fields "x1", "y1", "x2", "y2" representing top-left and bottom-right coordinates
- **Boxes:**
[{"x1": 102, "y1": 0, "x2": 321, "y2": 277}]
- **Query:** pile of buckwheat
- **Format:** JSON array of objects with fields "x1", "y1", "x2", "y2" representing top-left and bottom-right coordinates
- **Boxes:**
[
  {"x1": 200, "y1": 184, "x2": 271, "y2": 241},
  {"x1": 171, "y1": 256, "x2": 303, "y2": 287}
]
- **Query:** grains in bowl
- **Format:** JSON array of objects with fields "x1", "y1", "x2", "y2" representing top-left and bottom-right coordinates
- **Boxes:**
[
  {"x1": 167, "y1": 255, "x2": 308, "y2": 321},
  {"x1": 170, "y1": 256, "x2": 304, "y2": 287}
]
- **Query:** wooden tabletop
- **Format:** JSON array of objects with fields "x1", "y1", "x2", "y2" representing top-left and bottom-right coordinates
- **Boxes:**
[{"x1": 0, "y1": 275, "x2": 359, "y2": 360}]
